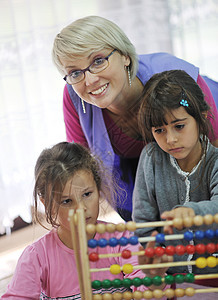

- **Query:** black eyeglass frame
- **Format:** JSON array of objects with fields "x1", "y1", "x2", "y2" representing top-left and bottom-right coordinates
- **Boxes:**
[{"x1": 63, "y1": 49, "x2": 117, "y2": 84}]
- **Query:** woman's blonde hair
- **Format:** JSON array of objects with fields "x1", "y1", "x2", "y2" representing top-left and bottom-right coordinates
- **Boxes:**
[{"x1": 52, "y1": 15, "x2": 138, "y2": 79}]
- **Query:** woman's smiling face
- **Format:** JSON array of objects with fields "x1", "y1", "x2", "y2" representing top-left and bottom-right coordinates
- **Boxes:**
[{"x1": 60, "y1": 49, "x2": 130, "y2": 110}]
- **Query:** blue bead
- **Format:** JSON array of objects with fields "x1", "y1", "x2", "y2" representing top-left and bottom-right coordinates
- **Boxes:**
[
  {"x1": 98, "y1": 238, "x2": 108, "y2": 247},
  {"x1": 205, "y1": 229, "x2": 214, "y2": 239},
  {"x1": 215, "y1": 229, "x2": 218, "y2": 237},
  {"x1": 119, "y1": 237, "x2": 128, "y2": 246},
  {"x1": 88, "y1": 239, "x2": 98, "y2": 248},
  {"x1": 129, "y1": 236, "x2": 138, "y2": 245},
  {"x1": 184, "y1": 231, "x2": 194, "y2": 241},
  {"x1": 155, "y1": 233, "x2": 165, "y2": 243},
  {"x1": 109, "y1": 237, "x2": 118, "y2": 247},
  {"x1": 195, "y1": 230, "x2": 204, "y2": 240}
]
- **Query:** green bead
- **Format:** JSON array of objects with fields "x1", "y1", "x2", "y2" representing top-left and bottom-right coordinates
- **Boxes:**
[
  {"x1": 102, "y1": 279, "x2": 111, "y2": 289},
  {"x1": 175, "y1": 274, "x2": 184, "y2": 284},
  {"x1": 112, "y1": 278, "x2": 122, "y2": 288},
  {"x1": 132, "y1": 277, "x2": 142, "y2": 287},
  {"x1": 142, "y1": 276, "x2": 152, "y2": 286},
  {"x1": 122, "y1": 278, "x2": 132, "y2": 288},
  {"x1": 152, "y1": 276, "x2": 163, "y2": 286},
  {"x1": 92, "y1": 280, "x2": 102, "y2": 289},
  {"x1": 165, "y1": 275, "x2": 175, "y2": 284},
  {"x1": 184, "y1": 273, "x2": 195, "y2": 283}
]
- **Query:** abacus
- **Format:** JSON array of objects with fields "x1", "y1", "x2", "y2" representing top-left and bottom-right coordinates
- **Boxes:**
[{"x1": 69, "y1": 209, "x2": 218, "y2": 300}]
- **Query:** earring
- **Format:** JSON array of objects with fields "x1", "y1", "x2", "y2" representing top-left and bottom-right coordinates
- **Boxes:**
[
  {"x1": 81, "y1": 98, "x2": 86, "y2": 114},
  {"x1": 127, "y1": 66, "x2": 132, "y2": 87}
]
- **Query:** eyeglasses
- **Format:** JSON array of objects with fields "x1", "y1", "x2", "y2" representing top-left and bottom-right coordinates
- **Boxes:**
[{"x1": 63, "y1": 49, "x2": 117, "y2": 85}]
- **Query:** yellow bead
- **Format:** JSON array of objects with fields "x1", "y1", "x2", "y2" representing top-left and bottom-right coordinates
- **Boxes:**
[
  {"x1": 122, "y1": 263, "x2": 133, "y2": 274},
  {"x1": 116, "y1": 223, "x2": 126, "y2": 232},
  {"x1": 173, "y1": 218, "x2": 183, "y2": 229},
  {"x1": 93, "y1": 294, "x2": 103, "y2": 300},
  {"x1": 122, "y1": 291, "x2": 133, "y2": 300},
  {"x1": 86, "y1": 224, "x2": 96, "y2": 235},
  {"x1": 175, "y1": 288, "x2": 185, "y2": 297},
  {"x1": 214, "y1": 213, "x2": 218, "y2": 224},
  {"x1": 110, "y1": 264, "x2": 121, "y2": 275},
  {"x1": 102, "y1": 293, "x2": 113, "y2": 300},
  {"x1": 193, "y1": 215, "x2": 203, "y2": 226},
  {"x1": 106, "y1": 223, "x2": 116, "y2": 233},
  {"x1": 196, "y1": 257, "x2": 207, "y2": 268},
  {"x1": 153, "y1": 289, "x2": 163, "y2": 299},
  {"x1": 207, "y1": 256, "x2": 217, "y2": 268},
  {"x1": 132, "y1": 291, "x2": 143, "y2": 300},
  {"x1": 143, "y1": 290, "x2": 153, "y2": 299},
  {"x1": 203, "y1": 214, "x2": 214, "y2": 225},
  {"x1": 164, "y1": 288, "x2": 175, "y2": 298},
  {"x1": 183, "y1": 216, "x2": 193, "y2": 228},
  {"x1": 112, "y1": 293, "x2": 123, "y2": 300},
  {"x1": 126, "y1": 221, "x2": 136, "y2": 232},
  {"x1": 96, "y1": 223, "x2": 106, "y2": 234},
  {"x1": 185, "y1": 287, "x2": 195, "y2": 297}
]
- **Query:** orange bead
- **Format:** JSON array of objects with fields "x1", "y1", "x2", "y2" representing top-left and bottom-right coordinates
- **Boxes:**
[
  {"x1": 106, "y1": 223, "x2": 116, "y2": 233},
  {"x1": 116, "y1": 223, "x2": 126, "y2": 232},
  {"x1": 185, "y1": 287, "x2": 195, "y2": 297},
  {"x1": 122, "y1": 291, "x2": 133, "y2": 300},
  {"x1": 96, "y1": 223, "x2": 106, "y2": 234},
  {"x1": 193, "y1": 215, "x2": 203, "y2": 226},
  {"x1": 183, "y1": 216, "x2": 193, "y2": 228},
  {"x1": 175, "y1": 288, "x2": 185, "y2": 297},
  {"x1": 173, "y1": 218, "x2": 183, "y2": 229},
  {"x1": 164, "y1": 288, "x2": 175, "y2": 298},
  {"x1": 112, "y1": 293, "x2": 123, "y2": 300},
  {"x1": 132, "y1": 291, "x2": 143, "y2": 300},
  {"x1": 143, "y1": 290, "x2": 153, "y2": 299},
  {"x1": 126, "y1": 221, "x2": 136, "y2": 231},
  {"x1": 102, "y1": 293, "x2": 113, "y2": 300},
  {"x1": 203, "y1": 214, "x2": 214, "y2": 225},
  {"x1": 86, "y1": 224, "x2": 96, "y2": 235},
  {"x1": 93, "y1": 294, "x2": 102, "y2": 300},
  {"x1": 153, "y1": 289, "x2": 164, "y2": 299}
]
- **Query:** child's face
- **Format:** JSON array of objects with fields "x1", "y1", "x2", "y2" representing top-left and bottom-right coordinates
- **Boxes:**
[
  {"x1": 151, "y1": 107, "x2": 202, "y2": 171},
  {"x1": 55, "y1": 170, "x2": 100, "y2": 248}
]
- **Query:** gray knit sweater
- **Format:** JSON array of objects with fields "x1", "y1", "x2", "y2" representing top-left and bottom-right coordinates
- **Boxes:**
[{"x1": 132, "y1": 141, "x2": 218, "y2": 274}]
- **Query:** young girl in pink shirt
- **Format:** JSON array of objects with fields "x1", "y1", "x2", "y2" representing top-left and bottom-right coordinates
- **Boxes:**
[{"x1": 2, "y1": 142, "x2": 171, "y2": 300}]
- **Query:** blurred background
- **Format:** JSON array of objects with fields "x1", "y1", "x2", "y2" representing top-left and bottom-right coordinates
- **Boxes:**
[{"x1": 0, "y1": 0, "x2": 218, "y2": 234}]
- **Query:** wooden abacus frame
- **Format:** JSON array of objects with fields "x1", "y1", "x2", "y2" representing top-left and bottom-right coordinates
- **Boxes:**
[{"x1": 69, "y1": 209, "x2": 218, "y2": 300}]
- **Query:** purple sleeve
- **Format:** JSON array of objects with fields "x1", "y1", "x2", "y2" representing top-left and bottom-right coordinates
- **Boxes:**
[{"x1": 197, "y1": 75, "x2": 218, "y2": 141}]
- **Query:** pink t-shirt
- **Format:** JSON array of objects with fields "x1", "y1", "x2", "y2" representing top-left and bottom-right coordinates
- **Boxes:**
[
  {"x1": 63, "y1": 75, "x2": 218, "y2": 152},
  {"x1": 2, "y1": 223, "x2": 164, "y2": 299}
]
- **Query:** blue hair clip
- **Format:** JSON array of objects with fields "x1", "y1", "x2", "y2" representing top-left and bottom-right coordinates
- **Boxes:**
[{"x1": 180, "y1": 99, "x2": 189, "y2": 107}]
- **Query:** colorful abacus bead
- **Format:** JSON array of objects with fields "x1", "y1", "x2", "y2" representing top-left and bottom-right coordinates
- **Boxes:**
[
  {"x1": 89, "y1": 252, "x2": 99, "y2": 262},
  {"x1": 121, "y1": 249, "x2": 132, "y2": 259},
  {"x1": 110, "y1": 264, "x2": 121, "y2": 275}
]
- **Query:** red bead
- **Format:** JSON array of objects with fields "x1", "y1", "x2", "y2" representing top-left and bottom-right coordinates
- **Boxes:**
[
  {"x1": 155, "y1": 246, "x2": 165, "y2": 256},
  {"x1": 121, "y1": 250, "x2": 132, "y2": 259},
  {"x1": 216, "y1": 243, "x2": 218, "y2": 251},
  {"x1": 145, "y1": 247, "x2": 155, "y2": 258},
  {"x1": 206, "y1": 243, "x2": 216, "y2": 254},
  {"x1": 165, "y1": 245, "x2": 175, "y2": 256},
  {"x1": 89, "y1": 252, "x2": 99, "y2": 262},
  {"x1": 195, "y1": 244, "x2": 206, "y2": 255},
  {"x1": 175, "y1": 245, "x2": 186, "y2": 255},
  {"x1": 186, "y1": 244, "x2": 195, "y2": 254}
]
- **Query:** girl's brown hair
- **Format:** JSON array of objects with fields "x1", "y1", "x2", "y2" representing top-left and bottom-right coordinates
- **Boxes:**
[{"x1": 33, "y1": 142, "x2": 118, "y2": 228}]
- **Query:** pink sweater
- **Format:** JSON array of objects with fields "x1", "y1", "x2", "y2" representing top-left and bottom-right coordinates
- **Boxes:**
[{"x1": 1, "y1": 223, "x2": 163, "y2": 299}]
